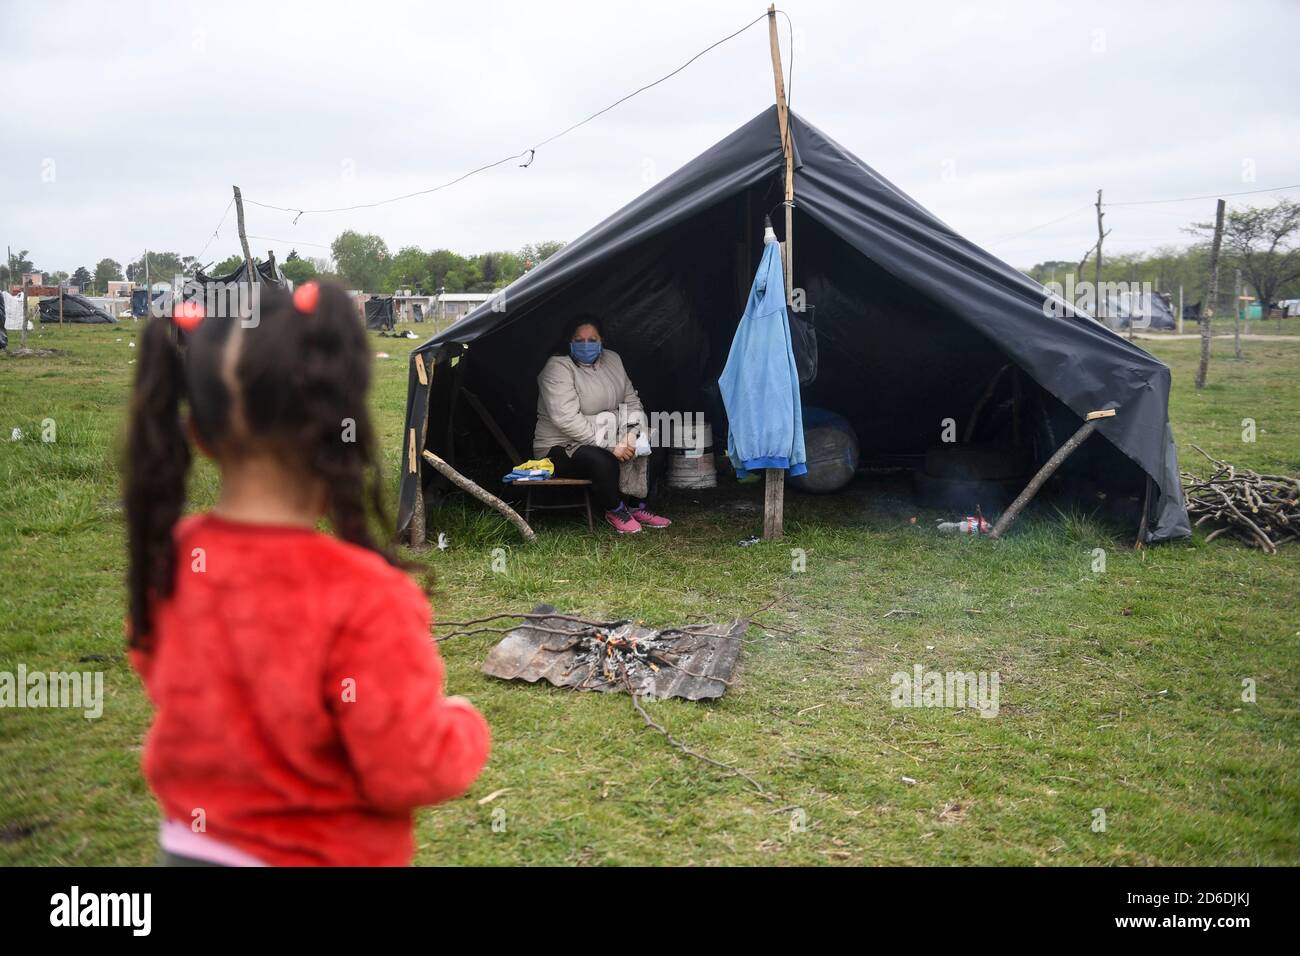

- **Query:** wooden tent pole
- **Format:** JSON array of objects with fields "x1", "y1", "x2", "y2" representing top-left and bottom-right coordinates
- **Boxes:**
[
  {"x1": 764, "y1": 2, "x2": 792, "y2": 541},
  {"x1": 233, "y1": 185, "x2": 257, "y2": 287},
  {"x1": 768, "y1": 4, "x2": 794, "y2": 305},
  {"x1": 989, "y1": 409, "x2": 1117, "y2": 539}
]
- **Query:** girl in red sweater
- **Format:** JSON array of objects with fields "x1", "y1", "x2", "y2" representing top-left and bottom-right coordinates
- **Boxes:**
[{"x1": 123, "y1": 280, "x2": 489, "y2": 866}]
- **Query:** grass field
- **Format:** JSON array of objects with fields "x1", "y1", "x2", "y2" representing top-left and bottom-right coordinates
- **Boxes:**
[{"x1": 1, "y1": 323, "x2": 1297, "y2": 866}]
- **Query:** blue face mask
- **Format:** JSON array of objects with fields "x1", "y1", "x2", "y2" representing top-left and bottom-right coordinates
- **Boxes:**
[{"x1": 570, "y1": 340, "x2": 602, "y2": 365}]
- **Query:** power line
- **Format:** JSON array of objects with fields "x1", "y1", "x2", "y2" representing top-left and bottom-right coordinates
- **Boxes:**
[
  {"x1": 193, "y1": 197, "x2": 235, "y2": 264},
  {"x1": 245, "y1": 10, "x2": 782, "y2": 222},
  {"x1": 246, "y1": 235, "x2": 333, "y2": 251},
  {"x1": 985, "y1": 203, "x2": 1094, "y2": 244},
  {"x1": 1104, "y1": 183, "x2": 1300, "y2": 207}
]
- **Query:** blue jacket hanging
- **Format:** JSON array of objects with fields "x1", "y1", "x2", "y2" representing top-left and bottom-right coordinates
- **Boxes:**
[{"x1": 718, "y1": 239, "x2": 807, "y2": 478}]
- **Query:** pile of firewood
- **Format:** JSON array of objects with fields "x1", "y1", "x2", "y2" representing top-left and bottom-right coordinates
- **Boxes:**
[{"x1": 1182, "y1": 445, "x2": 1299, "y2": 553}]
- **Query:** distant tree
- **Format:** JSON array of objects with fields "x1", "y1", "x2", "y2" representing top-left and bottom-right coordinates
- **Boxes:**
[
  {"x1": 330, "y1": 231, "x2": 390, "y2": 291},
  {"x1": 520, "y1": 240, "x2": 566, "y2": 269},
  {"x1": 384, "y1": 246, "x2": 432, "y2": 293},
  {"x1": 127, "y1": 251, "x2": 185, "y2": 284},
  {"x1": 426, "y1": 249, "x2": 465, "y2": 292},
  {"x1": 71, "y1": 266, "x2": 92, "y2": 292},
  {"x1": 281, "y1": 257, "x2": 318, "y2": 285},
  {"x1": 209, "y1": 253, "x2": 244, "y2": 276},
  {"x1": 1191, "y1": 198, "x2": 1300, "y2": 316},
  {"x1": 2, "y1": 249, "x2": 35, "y2": 284},
  {"x1": 94, "y1": 258, "x2": 124, "y2": 292},
  {"x1": 476, "y1": 252, "x2": 503, "y2": 291}
]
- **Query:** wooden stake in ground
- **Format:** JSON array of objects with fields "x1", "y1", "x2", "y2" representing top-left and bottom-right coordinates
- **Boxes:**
[
  {"x1": 1196, "y1": 198, "x2": 1226, "y2": 390},
  {"x1": 989, "y1": 409, "x2": 1117, "y2": 539},
  {"x1": 1233, "y1": 267, "x2": 1243, "y2": 359},
  {"x1": 408, "y1": 353, "x2": 432, "y2": 548},
  {"x1": 422, "y1": 449, "x2": 536, "y2": 543},
  {"x1": 763, "y1": 2, "x2": 793, "y2": 542}
]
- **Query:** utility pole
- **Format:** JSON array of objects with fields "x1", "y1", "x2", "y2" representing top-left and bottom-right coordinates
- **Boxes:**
[
  {"x1": 1094, "y1": 189, "x2": 1104, "y2": 298},
  {"x1": 1178, "y1": 284, "x2": 1184, "y2": 334},
  {"x1": 1196, "y1": 199, "x2": 1226, "y2": 390}
]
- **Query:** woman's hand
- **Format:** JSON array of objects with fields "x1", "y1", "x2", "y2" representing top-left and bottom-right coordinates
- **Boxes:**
[{"x1": 612, "y1": 442, "x2": 635, "y2": 462}]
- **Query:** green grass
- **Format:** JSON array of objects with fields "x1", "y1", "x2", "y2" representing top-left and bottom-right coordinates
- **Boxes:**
[{"x1": 1, "y1": 323, "x2": 1297, "y2": 865}]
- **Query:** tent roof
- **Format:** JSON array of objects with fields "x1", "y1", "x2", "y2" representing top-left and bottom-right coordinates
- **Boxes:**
[
  {"x1": 195, "y1": 258, "x2": 288, "y2": 287},
  {"x1": 406, "y1": 106, "x2": 1188, "y2": 542}
]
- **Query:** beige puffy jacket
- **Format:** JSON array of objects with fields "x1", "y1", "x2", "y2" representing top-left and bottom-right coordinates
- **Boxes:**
[{"x1": 533, "y1": 349, "x2": 648, "y2": 498}]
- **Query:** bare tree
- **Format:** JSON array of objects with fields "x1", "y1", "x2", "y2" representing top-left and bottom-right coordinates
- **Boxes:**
[{"x1": 1192, "y1": 198, "x2": 1300, "y2": 320}]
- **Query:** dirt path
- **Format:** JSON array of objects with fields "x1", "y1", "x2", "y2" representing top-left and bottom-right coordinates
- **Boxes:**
[{"x1": 1133, "y1": 332, "x2": 1298, "y2": 342}]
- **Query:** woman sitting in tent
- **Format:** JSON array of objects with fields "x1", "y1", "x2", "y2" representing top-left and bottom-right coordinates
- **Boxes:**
[{"x1": 533, "y1": 316, "x2": 671, "y2": 534}]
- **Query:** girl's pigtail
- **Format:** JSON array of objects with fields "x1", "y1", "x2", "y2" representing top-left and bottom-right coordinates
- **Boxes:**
[
  {"x1": 292, "y1": 282, "x2": 398, "y2": 565},
  {"x1": 124, "y1": 314, "x2": 192, "y2": 647}
]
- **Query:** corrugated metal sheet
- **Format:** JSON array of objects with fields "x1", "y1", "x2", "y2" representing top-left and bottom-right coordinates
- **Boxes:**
[{"x1": 481, "y1": 611, "x2": 743, "y2": 701}]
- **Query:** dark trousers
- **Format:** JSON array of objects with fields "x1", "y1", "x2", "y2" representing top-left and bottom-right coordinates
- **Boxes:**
[{"x1": 545, "y1": 444, "x2": 632, "y2": 513}]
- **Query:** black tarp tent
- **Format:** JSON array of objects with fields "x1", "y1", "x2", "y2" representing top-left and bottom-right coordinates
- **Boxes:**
[
  {"x1": 396, "y1": 107, "x2": 1190, "y2": 543},
  {"x1": 37, "y1": 293, "x2": 115, "y2": 324},
  {"x1": 366, "y1": 296, "x2": 395, "y2": 330},
  {"x1": 195, "y1": 258, "x2": 288, "y2": 287}
]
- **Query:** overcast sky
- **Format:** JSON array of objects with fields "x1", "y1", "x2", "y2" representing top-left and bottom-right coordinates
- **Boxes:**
[{"x1": 4, "y1": 0, "x2": 1298, "y2": 276}]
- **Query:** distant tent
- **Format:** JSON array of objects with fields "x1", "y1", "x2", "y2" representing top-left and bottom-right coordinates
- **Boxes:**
[
  {"x1": 395, "y1": 106, "x2": 1190, "y2": 545},
  {"x1": 365, "y1": 296, "x2": 395, "y2": 330},
  {"x1": 194, "y1": 258, "x2": 288, "y2": 288},
  {"x1": 1099, "y1": 291, "x2": 1176, "y2": 331},
  {"x1": 38, "y1": 293, "x2": 115, "y2": 324},
  {"x1": 156, "y1": 258, "x2": 292, "y2": 322}
]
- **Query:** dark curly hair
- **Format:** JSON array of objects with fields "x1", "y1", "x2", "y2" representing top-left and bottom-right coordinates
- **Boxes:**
[{"x1": 123, "y1": 279, "x2": 397, "y2": 648}]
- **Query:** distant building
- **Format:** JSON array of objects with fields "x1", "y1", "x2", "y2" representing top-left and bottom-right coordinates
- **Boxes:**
[
  {"x1": 434, "y1": 292, "x2": 495, "y2": 322},
  {"x1": 107, "y1": 280, "x2": 135, "y2": 298}
]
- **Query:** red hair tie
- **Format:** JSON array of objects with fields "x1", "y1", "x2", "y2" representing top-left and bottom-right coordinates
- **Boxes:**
[
  {"x1": 293, "y1": 281, "x2": 320, "y2": 314},
  {"x1": 173, "y1": 300, "x2": 205, "y2": 332}
]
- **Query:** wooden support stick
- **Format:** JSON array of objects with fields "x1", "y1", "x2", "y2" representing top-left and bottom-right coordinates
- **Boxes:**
[
  {"x1": 989, "y1": 409, "x2": 1116, "y2": 539},
  {"x1": 1134, "y1": 474, "x2": 1153, "y2": 550},
  {"x1": 423, "y1": 449, "x2": 536, "y2": 543}
]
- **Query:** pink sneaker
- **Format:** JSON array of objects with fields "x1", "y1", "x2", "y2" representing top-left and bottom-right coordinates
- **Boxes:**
[
  {"x1": 605, "y1": 509, "x2": 642, "y2": 534},
  {"x1": 631, "y1": 507, "x2": 671, "y2": 528}
]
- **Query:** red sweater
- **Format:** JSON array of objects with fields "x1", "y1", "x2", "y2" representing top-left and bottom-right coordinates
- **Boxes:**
[{"x1": 130, "y1": 514, "x2": 490, "y2": 866}]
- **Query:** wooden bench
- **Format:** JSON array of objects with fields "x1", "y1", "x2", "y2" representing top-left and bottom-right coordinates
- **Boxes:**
[{"x1": 518, "y1": 478, "x2": 594, "y2": 531}]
